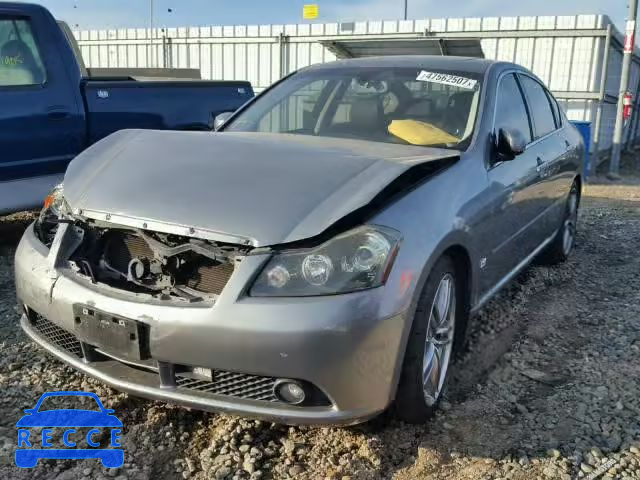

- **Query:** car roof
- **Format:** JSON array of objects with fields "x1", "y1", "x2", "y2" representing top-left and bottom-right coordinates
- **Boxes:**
[
  {"x1": 303, "y1": 55, "x2": 505, "y2": 75},
  {"x1": 0, "y1": 2, "x2": 50, "y2": 15}
]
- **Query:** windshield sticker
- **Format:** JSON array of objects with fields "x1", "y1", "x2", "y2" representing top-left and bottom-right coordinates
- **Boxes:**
[
  {"x1": 2, "y1": 54, "x2": 23, "y2": 66},
  {"x1": 416, "y1": 71, "x2": 478, "y2": 90}
]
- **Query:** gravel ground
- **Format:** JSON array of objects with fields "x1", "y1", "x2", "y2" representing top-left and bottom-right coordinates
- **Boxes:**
[{"x1": 0, "y1": 165, "x2": 639, "y2": 480}]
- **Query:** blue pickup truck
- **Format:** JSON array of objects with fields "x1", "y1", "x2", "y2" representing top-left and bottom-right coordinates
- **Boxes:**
[{"x1": 0, "y1": 2, "x2": 254, "y2": 214}]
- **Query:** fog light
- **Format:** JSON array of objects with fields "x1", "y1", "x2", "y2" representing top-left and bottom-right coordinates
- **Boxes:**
[{"x1": 274, "y1": 379, "x2": 306, "y2": 405}]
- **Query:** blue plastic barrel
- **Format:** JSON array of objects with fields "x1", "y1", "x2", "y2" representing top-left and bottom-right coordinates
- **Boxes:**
[{"x1": 570, "y1": 121, "x2": 591, "y2": 180}]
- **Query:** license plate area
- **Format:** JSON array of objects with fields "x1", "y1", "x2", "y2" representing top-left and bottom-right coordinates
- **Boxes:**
[{"x1": 73, "y1": 305, "x2": 150, "y2": 360}]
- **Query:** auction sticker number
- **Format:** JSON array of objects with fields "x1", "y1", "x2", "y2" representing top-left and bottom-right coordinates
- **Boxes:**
[{"x1": 416, "y1": 70, "x2": 478, "y2": 90}]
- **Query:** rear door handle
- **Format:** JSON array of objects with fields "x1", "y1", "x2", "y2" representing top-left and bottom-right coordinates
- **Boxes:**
[
  {"x1": 564, "y1": 140, "x2": 571, "y2": 149},
  {"x1": 536, "y1": 157, "x2": 545, "y2": 174}
]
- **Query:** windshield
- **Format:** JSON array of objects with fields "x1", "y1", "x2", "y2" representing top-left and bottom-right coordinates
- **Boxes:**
[{"x1": 225, "y1": 66, "x2": 482, "y2": 149}]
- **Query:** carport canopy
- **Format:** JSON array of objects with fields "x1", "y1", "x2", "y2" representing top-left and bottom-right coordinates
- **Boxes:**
[{"x1": 319, "y1": 37, "x2": 484, "y2": 59}]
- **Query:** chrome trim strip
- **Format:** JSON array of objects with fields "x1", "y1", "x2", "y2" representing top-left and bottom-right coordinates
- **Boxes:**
[
  {"x1": 491, "y1": 203, "x2": 550, "y2": 255},
  {"x1": 471, "y1": 230, "x2": 557, "y2": 313}
]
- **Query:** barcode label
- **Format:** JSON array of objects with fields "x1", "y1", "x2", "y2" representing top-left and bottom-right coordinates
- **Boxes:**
[{"x1": 416, "y1": 70, "x2": 478, "y2": 90}]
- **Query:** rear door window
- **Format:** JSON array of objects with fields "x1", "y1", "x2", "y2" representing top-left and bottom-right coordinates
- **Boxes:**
[
  {"x1": 494, "y1": 73, "x2": 532, "y2": 144},
  {"x1": 518, "y1": 74, "x2": 557, "y2": 139},
  {"x1": 0, "y1": 17, "x2": 47, "y2": 86}
]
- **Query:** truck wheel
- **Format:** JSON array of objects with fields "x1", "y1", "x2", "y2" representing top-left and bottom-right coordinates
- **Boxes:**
[
  {"x1": 393, "y1": 255, "x2": 464, "y2": 423},
  {"x1": 538, "y1": 181, "x2": 579, "y2": 265}
]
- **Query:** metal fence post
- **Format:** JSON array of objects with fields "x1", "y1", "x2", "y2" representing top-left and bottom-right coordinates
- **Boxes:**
[
  {"x1": 278, "y1": 33, "x2": 290, "y2": 80},
  {"x1": 591, "y1": 24, "x2": 612, "y2": 177},
  {"x1": 162, "y1": 34, "x2": 167, "y2": 69},
  {"x1": 609, "y1": 0, "x2": 638, "y2": 177}
]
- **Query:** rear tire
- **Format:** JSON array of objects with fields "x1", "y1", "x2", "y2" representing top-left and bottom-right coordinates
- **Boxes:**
[
  {"x1": 538, "y1": 181, "x2": 579, "y2": 265},
  {"x1": 393, "y1": 255, "x2": 465, "y2": 423}
]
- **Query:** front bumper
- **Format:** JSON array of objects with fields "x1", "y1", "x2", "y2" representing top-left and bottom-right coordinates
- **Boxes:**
[{"x1": 15, "y1": 224, "x2": 410, "y2": 425}]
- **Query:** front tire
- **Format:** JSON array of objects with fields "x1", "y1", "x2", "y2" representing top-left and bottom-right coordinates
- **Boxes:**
[{"x1": 393, "y1": 256, "x2": 464, "y2": 423}]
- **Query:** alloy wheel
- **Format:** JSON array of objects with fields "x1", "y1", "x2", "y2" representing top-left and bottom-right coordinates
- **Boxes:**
[{"x1": 422, "y1": 273, "x2": 456, "y2": 406}]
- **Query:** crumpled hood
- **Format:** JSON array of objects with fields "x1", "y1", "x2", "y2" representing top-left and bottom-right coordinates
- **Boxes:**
[{"x1": 64, "y1": 129, "x2": 456, "y2": 246}]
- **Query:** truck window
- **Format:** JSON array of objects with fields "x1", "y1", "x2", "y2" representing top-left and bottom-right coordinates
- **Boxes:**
[{"x1": 0, "y1": 18, "x2": 46, "y2": 86}]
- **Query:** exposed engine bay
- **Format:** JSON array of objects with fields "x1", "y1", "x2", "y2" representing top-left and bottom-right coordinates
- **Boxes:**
[{"x1": 40, "y1": 217, "x2": 250, "y2": 302}]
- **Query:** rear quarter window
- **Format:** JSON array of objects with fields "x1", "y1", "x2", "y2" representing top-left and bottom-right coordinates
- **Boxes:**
[{"x1": 546, "y1": 89, "x2": 563, "y2": 128}]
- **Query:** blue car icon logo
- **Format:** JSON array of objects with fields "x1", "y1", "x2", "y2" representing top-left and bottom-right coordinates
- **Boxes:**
[{"x1": 16, "y1": 391, "x2": 123, "y2": 468}]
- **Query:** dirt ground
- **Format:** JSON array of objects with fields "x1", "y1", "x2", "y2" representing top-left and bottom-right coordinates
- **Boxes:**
[{"x1": 0, "y1": 158, "x2": 638, "y2": 480}]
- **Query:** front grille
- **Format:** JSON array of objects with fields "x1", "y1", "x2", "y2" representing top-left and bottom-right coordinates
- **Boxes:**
[
  {"x1": 176, "y1": 371, "x2": 278, "y2": 402},
  {"x1": 104, "y1": 232, "x2": 153, "y2": 273},
  {"x1": 101, "y1": 230, "x2": 234, "y2": 296},
  {"x1": 185, "y1": 261, "x2": 234, "y2": 295},
  {"x1": 31, "y1": 313, "x2": 83, "y2": 357}
]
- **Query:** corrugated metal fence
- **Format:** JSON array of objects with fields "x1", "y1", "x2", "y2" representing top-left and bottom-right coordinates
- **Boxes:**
[{"x1": 73, "y1": 14, "x2": 640, "y2": 152}]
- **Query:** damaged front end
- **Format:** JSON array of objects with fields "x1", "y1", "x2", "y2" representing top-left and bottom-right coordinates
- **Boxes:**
[
  {"x1": 70, "y1": 225, "x2": 248, "y2": 301},
  {"x1": 35, "y1": 187, "x2": 251, "y2": 302}
]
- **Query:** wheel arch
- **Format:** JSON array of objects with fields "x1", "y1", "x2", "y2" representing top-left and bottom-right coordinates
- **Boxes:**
[
  {"x1": 441, "y1": 244, "x2": 472, "y2": 315},
  {"x1": 387, "y1": 237, "x2": 476, "y2": 403},
  {"x1": 574, "y1": 174, "x2": 583, "y2": 205},
  {"x1": 406, "y1": 237, "x2": 477, "y2": 342}
]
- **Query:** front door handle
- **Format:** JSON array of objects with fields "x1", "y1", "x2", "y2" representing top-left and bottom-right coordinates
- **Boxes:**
[
  {"x1": 45, "y1": 105, "x2": 70, "y2": 120},
  {"x1": 47, "y1": 111, "x2": 70, "y2": 120}
]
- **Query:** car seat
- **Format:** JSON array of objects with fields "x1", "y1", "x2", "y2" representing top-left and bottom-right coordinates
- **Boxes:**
[
  {"x1": 347, "y1": 96, "x2": 385, "y2": 139},
  {"x1": 441, "y1": 91, "x2": 474, "y2": 137}
]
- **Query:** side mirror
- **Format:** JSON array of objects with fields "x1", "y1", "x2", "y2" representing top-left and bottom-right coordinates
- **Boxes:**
[
  {"x1": 214, "y1": 111, "x2": 234, "y2": 131},
  {"x1": 496, "y1": 127, "x2": 527, "y2": 159}
]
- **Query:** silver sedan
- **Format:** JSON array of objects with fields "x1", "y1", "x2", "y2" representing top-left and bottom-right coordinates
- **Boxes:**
[{"x1": 15, "y1": 56, "x2": 583, "y2": 424}]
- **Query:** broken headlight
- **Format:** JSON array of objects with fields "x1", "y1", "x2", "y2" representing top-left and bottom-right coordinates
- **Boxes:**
[
  {"x1": 34, "y1": 184, "x2": 71, "y2": 247},
  {"x1": 250, "y1": 226, "x2": 401, "y2": 297}
]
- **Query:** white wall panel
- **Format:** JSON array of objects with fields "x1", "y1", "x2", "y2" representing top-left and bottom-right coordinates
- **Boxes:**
[
  {"x1": 532, "y1": 37, "x2": 553, "y2": 84},
  {"x1": 496, "y1": 38, "x2": 516, "y2": 62},
  {"x1": 570, "y1": 38, "x2": 595, "y2": 91},
  {"x1": 549, "y1": 38, "x2": 573, "y2": 90},
  {"x1": 74, "y1": 13, "x2": 635, "y2": 150},
  {"x1": 514, "y1": 38, "x2": 534, "y2": 70}
]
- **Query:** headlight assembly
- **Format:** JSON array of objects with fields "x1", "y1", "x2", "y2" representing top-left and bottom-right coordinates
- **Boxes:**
[
  {"x1": 34, "y1": 184, "x2": 70, "y2": 246},
  {"x1": 250, "y1": 225, "x2": 401, "y2": 297}
]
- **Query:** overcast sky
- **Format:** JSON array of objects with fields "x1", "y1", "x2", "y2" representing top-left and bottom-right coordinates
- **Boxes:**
[{"x1": 30, "y1": 0, "x2": 629, "y2": 32}]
